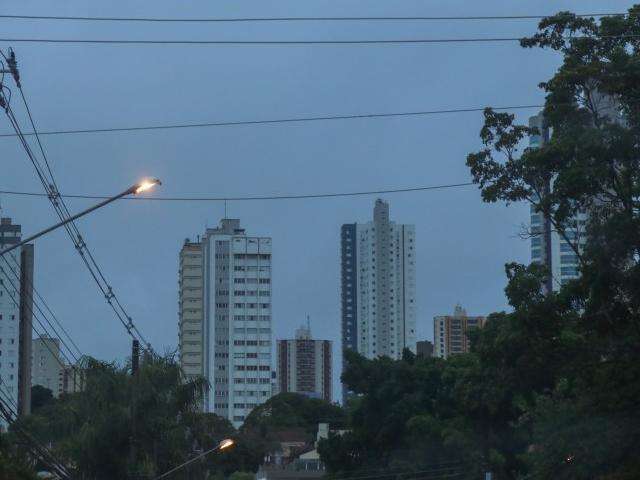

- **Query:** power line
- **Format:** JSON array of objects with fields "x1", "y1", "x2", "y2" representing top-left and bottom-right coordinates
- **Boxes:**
[
  {"x1": 0, "y1": 104, "x2": 543, "y2": 138},
  {"x1": 0, "y1": 12, "x2": 629, "y2": 23},
  {"x1": 0, "y1": 36, "x2": 556, "y2": 45},
  {"x1": 0, "y1": 377, "x2": 73, "y2": 479},
  {"x1": 0, "y1": 182, "x2": 475, "y2": 202},
  {"x1": 0, "y1": 73, "x2": 152, "y2": 350},
  {"x1": 0, "y1": 34, "x2": 637, "y2": 45},
  {"x1": 0, "y1": 253, "x2": 82, "y2": 366}
]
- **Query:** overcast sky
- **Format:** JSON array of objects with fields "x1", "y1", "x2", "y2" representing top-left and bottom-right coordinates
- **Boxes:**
[{"x1": 1, "y1": 0, "x2": 632, "y2": 400}]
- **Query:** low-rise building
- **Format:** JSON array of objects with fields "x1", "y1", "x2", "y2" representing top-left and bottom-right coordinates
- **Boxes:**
[{"x1": 277, "y1": 323, "x2": 332, "y2": 402}]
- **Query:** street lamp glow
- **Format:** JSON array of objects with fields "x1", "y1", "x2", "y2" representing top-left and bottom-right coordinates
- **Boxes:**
[
  {"x1": 134, "y1": 178, "x2": 161, "y2": 194},
  {"x1": 218, "y1": 439, "x2": 234, "y2": 450}
]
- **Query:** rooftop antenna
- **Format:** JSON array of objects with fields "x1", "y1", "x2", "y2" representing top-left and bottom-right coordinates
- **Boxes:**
[
  {"x1": 306, "y1": 314, "x2": 311, "y2": 334},
  {"x1": 224, "y1": 199, "x2": 228, "y2": 219}
]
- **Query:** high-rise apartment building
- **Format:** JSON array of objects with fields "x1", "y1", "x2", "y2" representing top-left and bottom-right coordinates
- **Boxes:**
[
  {"x1": 341, "y1": 199, "x2": 416, "y2": 401},
  {"x1": 0, "y1": 217, "x2": 33, "y2": 424},
  {"x1": 529, "y1": 113, "x2": 586, "y2": 291},
  {"x1": 434, "y1": 305, "x2": 486, "y2": 359},
  {"x1": 277, "y1": 323, "x2": 332, "y2": 402},
  {"x1": 178, "y1": 240, "x2": 204, "y2": 382},
  {"x1": 31, "y1": 337, "x2": 63, "y2": 397},
  {"x1": 179, "y1": 219, "x2": 273, "y2": 427}
]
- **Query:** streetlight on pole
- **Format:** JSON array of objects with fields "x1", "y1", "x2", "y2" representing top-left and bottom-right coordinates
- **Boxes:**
[
  {"x1": 0, "y1": 178, "x2": 161, "y2": 257},
  {"x1": 153, "y1": 439, "x2": 235, "y2": 480}
]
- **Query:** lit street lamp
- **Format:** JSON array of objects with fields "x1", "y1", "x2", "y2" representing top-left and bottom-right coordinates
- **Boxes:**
[
  {"x1": 154, "y1": 439, "x2": 235, "y2": 480},
  {"x1": 0, "y1": 178, "x2": 161, "y2": 257}
]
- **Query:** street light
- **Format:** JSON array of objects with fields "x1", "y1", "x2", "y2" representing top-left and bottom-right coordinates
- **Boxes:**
[
  {"x1": 218, "y1": 438, "x2": 235, "y2": 450},
  {"x1": 153, "y1": 439, "x2": 235, "y2": 480},
  {"x1": 0, "y1": 178, "x2": 161, "y2": 257}
]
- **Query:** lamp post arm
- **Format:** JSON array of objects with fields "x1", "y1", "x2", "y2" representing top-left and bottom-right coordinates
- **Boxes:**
[{"x1": 0, "y1": 185, "x2": 137, "y2": 257}]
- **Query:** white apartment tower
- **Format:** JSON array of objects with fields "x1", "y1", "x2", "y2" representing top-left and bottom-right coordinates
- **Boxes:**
[
  {"x1": 179, "y1": 219, "x2": 273, "y2": 427},
  {"x1": 341, "y1": 200, "x2": 416, "y2": 401},
  {"x1": 0, "y1": 217, "x2": 33, "y2": 426}
]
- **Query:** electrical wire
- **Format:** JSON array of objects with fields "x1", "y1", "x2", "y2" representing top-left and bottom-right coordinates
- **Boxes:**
[
  {"x1": 16, "y1": 85, "x2": 152, "y2": 348},
  {"x1": 0, "y1": 104, "x2": 543, "y2": 138},
  {"x1": 0, "y1": 182, "x2": 475, "y2": 202},
  {"x1": 0, "y1": 34, "x2": 638, "y2": 45},
  {"x1": 0, "y1": 390, "x2": 73, "y2": 479},
  {"x1": 1, "y1": 83, "x2": 153, "y2": 351},
  {"x1": 0, "y1": 12, "x2": 629, "y2": 22},
  {"x1": 0, "y1": 254, "x2": 82, "y2": 366}
]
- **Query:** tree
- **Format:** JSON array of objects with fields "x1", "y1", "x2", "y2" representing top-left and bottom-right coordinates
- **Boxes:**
[
  {"x1": 0, "y1": 434, "x2": 37, "y2": 480},
  {"x1": 465, "y1": 6, "x2": 640, "y2": 478},
  {"x1": 19, "y1": 354, "x2": 241, "y2": 479},
  {"x1": 320, "y1": 350, "x2": 483, "y2": 479},
  {"x1": 242, "y1": 392, "x2": 346, "y2": 439},
  {"x1": 229, "y1": 471, "x2": 255, "y2": 480},
  {"x1": 30, "y1": 385, "x2": 54, "y2": 413},
  {"x1": 325, "y1": 8, "x2": 640, "y2": 479}
]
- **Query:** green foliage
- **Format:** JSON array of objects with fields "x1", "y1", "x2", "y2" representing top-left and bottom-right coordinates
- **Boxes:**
[
  {"x1": 19, "y1": 354, "x2": 247, "y2": 479},
  {"x1": 0, "y1": 434, "x2": 37, "y2": 480},
  {"x1": 19, "y1": 362, "x2": 346, "y2": 478},
  {"x1": 30, "y1": 385, "x2": 54, "y2": 413},
  {"x1": 464, "y1": 5, "x2": 640, "y2": 478},
  {"x1": 242, "y1": 392, "x2": 346, "y2": 438},
  {"x1": 323, "y1": 8, "x2": 640, "y2": 479},
  {"x1": 321, "y1": 351, "x2": 485, "y2": 478},
  {"x1": 229, "y1": 471, "x2": 255, "y2": 480}
]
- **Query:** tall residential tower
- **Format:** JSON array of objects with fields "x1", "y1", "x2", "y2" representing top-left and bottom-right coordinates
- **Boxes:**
[
  {"x1": 179, "y1": 219, "x2": 273, "y2": 427},
  {"x1": 341, "y1": 200, "x2": 416, "y2": 401},
  {"x1": 0, "y1": 217, "x2": 33, "y2": 425}
]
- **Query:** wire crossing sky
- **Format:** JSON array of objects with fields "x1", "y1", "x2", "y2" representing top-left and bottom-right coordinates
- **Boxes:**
[{"x1": 2, "y1": 0, "x2": 626, "y2": 400}]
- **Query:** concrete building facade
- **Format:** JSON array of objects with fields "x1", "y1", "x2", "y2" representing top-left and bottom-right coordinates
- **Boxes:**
[
  {"x1": 434, "y1": 305, "x2": 486, "y2": 359},
  {"x1": 416, "y1": 340, "x2": 434, "y2": 359},
  {"x1": 277, "y1": 324, "x2": 332, "y2": 402},
  {"x1": 178, "y1": 240, "x2": 204, "y2": 382},
  {"x1": 341, "y1": 200, "x2": 416, "y2": 401},
  {"x1": 0, "y1": 217, "x2": 33, "y2": 426},
  {"x1": 179, "y1": 219, "x2": 274, "y2": 427},
  {"x1": 31, "y1": 337, "x2": 63, "y2": 396}
]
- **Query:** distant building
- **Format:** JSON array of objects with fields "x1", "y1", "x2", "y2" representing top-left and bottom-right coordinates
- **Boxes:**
[
  {"x1": 60, "y1": 360, "x2": 87, "y2": 395},
  {"x1": 179, "y1": 219, "x2": 274, "y2": 427},
  {"x1": 434, "y1": 305, "x2": 486, "y2": 358},
  {"x1": 416, "y1": 340, "x2": 433, "y2": 359},
  {"x1": 257, "y1": 423, "x2": 343, "y2": 480},
  {"x1": 528, "y1": 112, "x2": 586, "y2": 292},
  {"x1": 178, "y1": 239, "x2": 204, "y2": 382},
  {"x1": 31, "y1": 337, "x2": 63, "y2": 396},
  {"x1": 341, "y1": 199, "x2": 416, "y2": 402},
  {"x1": 0, "y1": 216, "x2": 34, "y2": 425},
  {"x1": 277, "y1": 323, "x2": 332, "y2": 402}
]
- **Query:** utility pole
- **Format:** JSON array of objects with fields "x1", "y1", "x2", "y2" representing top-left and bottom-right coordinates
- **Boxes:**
[{"x1": 129, "y1": 339, "x2": 140, "y2": 479}]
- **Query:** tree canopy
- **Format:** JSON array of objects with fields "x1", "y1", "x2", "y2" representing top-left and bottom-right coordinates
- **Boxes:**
[{"x1": 321, "y1": 6, "x2": 640, "y2": 480}]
